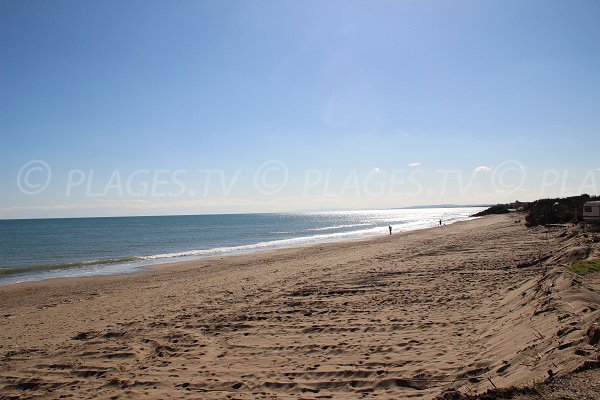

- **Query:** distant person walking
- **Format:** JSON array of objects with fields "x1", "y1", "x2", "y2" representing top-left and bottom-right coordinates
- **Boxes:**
[
  {"x1": 388, "y1": 225, "x2": 392, "y2": 235},
  {"x1": 439, "y1": 219, "x2": 442, "y2": 227}
]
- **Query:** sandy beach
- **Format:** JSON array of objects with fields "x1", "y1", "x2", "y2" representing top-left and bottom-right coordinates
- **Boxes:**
[{"x1": 1, "y1": 214, "x2": 599, "y2": 399}]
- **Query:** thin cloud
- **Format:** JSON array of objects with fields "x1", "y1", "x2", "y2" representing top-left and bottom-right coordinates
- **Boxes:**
[
  {"x1": 407, "y1": 162, "x2": 422, "y2": 167},
  {"x1": 474, "y1": 165, "x2": 492, "y2": 173}
]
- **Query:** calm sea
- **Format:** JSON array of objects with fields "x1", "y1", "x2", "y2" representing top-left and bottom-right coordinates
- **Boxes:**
[{"x1": 0, "y1": 207, "x2": 484, "y2": 285}]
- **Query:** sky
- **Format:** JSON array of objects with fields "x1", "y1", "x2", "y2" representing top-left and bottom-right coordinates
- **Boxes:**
[{"x1": 1, "y1": 0, "x2": 599, "y2": 218}]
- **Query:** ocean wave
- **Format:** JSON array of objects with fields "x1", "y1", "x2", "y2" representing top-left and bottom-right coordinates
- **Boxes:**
[
  {"x1": 141, "y1": 225, "x2": 390, "y2": 260},
  {"x1": 0, "y1": 208, "x2": 483, "y2": 284},
  {"x1": 140, "y1": 217, "x2": 463, "y2": 261},
  {"x1": 304, "y1": 223, "x2": 372, "y2": 232},
  {"x1": 271, "y1": 223, "x2": 373, "y2": 235},
  {"x1": 0, "y1": 256, "x2": 141, "y2": 277}
]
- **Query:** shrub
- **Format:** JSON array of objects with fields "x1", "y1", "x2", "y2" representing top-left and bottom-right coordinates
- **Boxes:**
[
  {"x1": 569, "y1": 259, "x2": 600, "y2": 276},
  {"x1": 524, "y1": 194, "x2": 599, "y2": 227},
  {"x1": 471, "y1": 204, "x2": 510, "y2": 217}
]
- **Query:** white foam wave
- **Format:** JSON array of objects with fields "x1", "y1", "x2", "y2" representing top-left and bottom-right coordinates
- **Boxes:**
[
  {"x1": 304, "y1": 223, "x2": 372, "y2": 232},
  {"x1": 141, "y1": 225, "x2": 388, "y2": 261},
  {"x1": 139, "y1": 216, "x2": 476, "y2": 262}
]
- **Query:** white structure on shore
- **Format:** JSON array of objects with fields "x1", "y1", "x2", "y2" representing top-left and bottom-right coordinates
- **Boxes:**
[{"x1": 583, "y1": 201, "x2": 600, "y2": 223}]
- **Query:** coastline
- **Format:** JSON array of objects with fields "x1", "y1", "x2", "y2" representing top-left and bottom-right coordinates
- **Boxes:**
[
  {"x1": 0, "y1": 208, "x2": 483, "y2": 286},
  {"x1": 1, "y1": 214, "x2": 598, "y2": 399},
  {"x1": 0, "y1": 217, "x2": 476, "y2": 289}
]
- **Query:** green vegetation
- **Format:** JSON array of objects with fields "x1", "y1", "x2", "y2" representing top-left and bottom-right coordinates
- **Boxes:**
[
  {"x1": 569, "y1": 259, "x2": 600, "y2": 276},
  {"x1": 470, "y1": 201, "x2": 526, "y2": 217},
  {"x1": 470, "y1": 204, "x2": 510, "y2": 217},
  {"x1": 524, "y1": 194, "x2": 600, "y2": 227},
  {"x1": 472, "y1": 195, "x2": 600, "y2": 227}
]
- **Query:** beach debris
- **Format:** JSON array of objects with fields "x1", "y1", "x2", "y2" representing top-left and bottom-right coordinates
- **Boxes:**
[
  {"x1": 72, "y1": 331, "x2": 92, "y2": 341},
  {"x1": 486, "y1": 376, "x2": 497, "y2": 389},
  {"x1": 531, "y1": 327, "x2": 545, "y2": 340},
  {"x1": 586, "y1": 322, "x2": 600, "y2": 346}
]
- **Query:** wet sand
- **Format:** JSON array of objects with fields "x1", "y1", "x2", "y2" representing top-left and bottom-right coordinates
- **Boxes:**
[{"x1": 1, "y1": 214, "x2": 599, "y2": 399}]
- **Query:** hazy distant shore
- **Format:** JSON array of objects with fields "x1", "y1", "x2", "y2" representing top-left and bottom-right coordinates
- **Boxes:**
[{"x1": 0, "y1": 214, "x2": 598, "y2": 399}]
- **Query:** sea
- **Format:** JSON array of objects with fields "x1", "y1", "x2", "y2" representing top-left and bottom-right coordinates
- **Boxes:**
[{"x1": 0, "y1": 207, "x2": 485, "y2": 285}]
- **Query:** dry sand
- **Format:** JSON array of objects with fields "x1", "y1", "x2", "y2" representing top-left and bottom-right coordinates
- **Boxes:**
[{"x1": 0, "y1": 214, "x2": 599, "y2": 399}]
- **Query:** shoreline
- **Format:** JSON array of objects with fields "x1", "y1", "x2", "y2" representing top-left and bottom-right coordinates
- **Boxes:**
[
  {"x1": 0, "y1": 219, "x2": 458, "y2": 290},
  {"x1": 0, "y1": 214, "x2": 480, "y2": 287},
  {"x1": 1, "y1": 214, "x2": 598, "y2": 399}
]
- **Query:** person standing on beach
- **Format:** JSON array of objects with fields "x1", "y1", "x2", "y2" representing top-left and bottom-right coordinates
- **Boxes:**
[
  {"x1": 388, "y1": 225, "x2": 392, "y2": 235},
  {"x1": 439, "y1": 219, "x2": 442, "y2": 226}
]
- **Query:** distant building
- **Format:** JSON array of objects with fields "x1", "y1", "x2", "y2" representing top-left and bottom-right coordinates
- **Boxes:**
[{"x1": 583, "y1": 201, "x2": 600, "y2": 223}]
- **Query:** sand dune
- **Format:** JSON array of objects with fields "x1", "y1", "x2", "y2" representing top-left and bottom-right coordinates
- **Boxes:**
[{"x1": 0, "y1": 214, "x2": 598, "y2": 399}]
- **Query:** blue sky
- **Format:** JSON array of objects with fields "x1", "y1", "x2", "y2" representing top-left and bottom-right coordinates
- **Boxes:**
[{"x1": 1, "y1": 0, "x2": 599, "y2": 218}]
